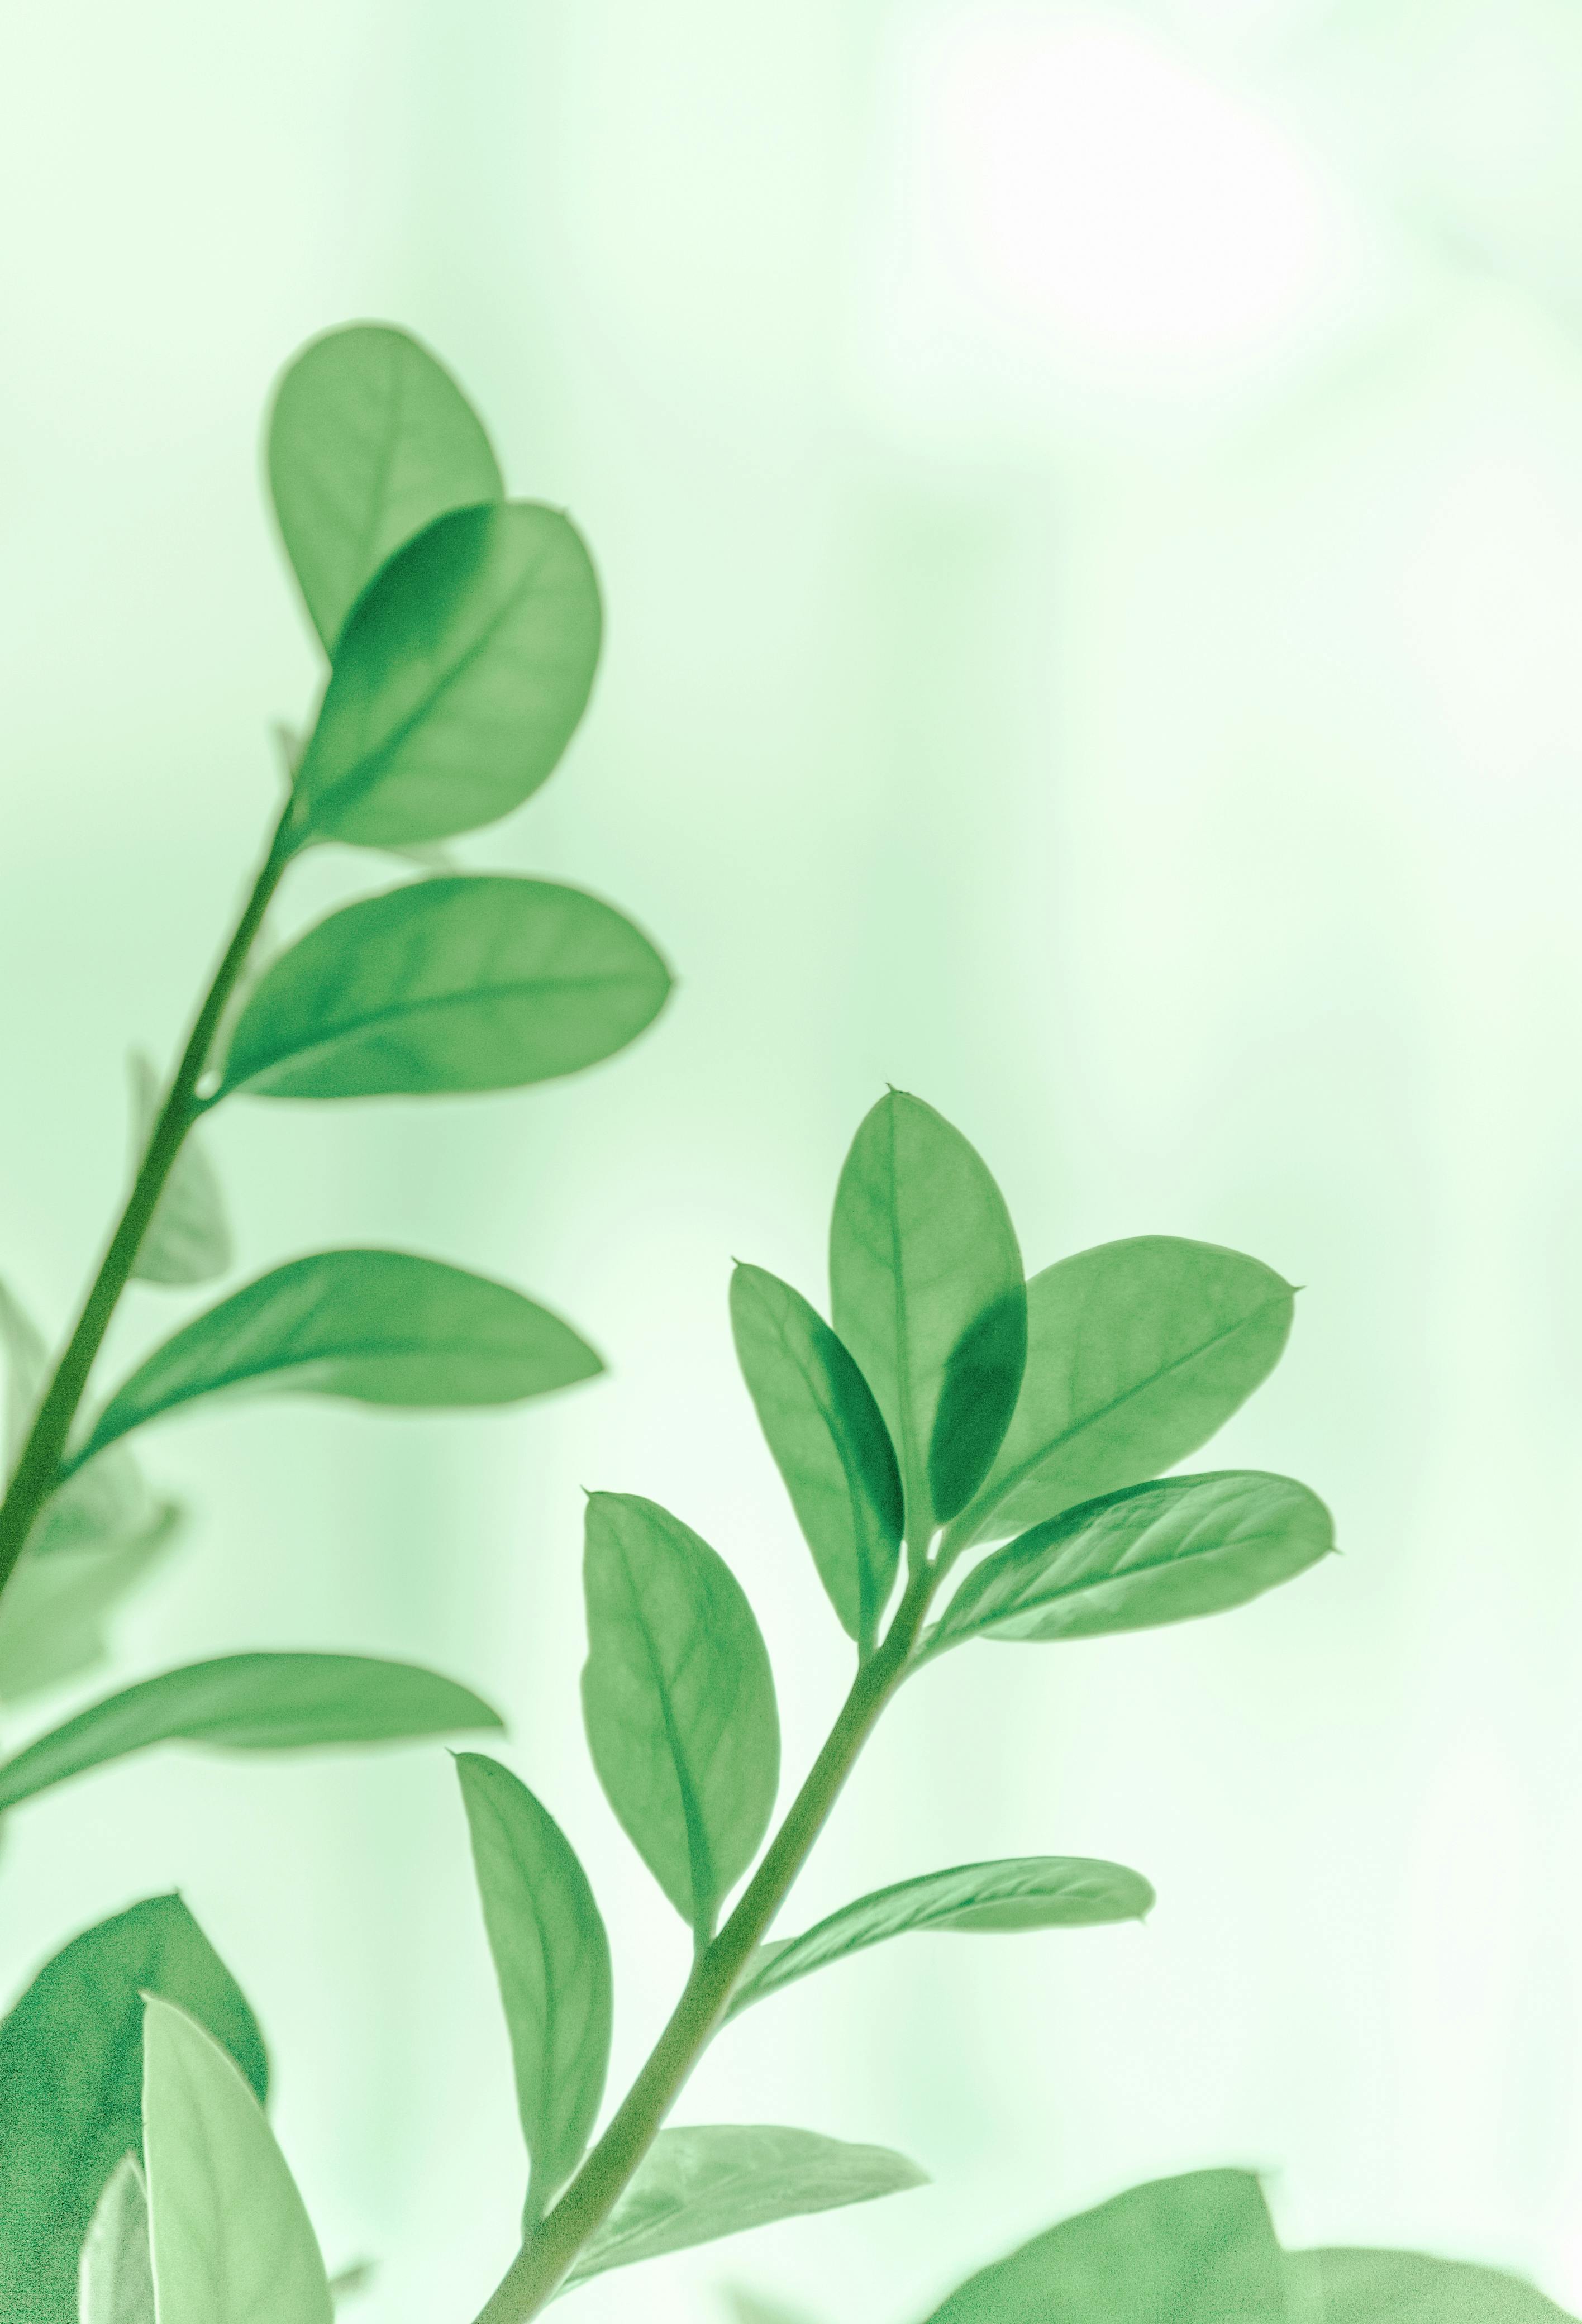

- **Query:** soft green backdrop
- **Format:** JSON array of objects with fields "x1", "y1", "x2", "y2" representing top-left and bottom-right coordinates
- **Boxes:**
[{"x1": 3, "y1": 1, "x2": 1581, "y2": 2317}]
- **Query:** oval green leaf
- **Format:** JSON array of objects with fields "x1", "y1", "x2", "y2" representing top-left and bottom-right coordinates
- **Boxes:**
[
  {"x1": 728, "y1": 1855, "x2": 1154, "y2": 2017},
  {"x1": 220, "y1": 876, "x2": 670, "y2": 1101},
  {"x1": 1285, "y1": 2246, "x2": 1575, "y2": 2322},
  {"x1": 69, "y1": 1249, "x2": 601, "y2": 1468},
  {"x1": 0, "y1": 1652, "x2": 502, "y2": 1814},
  {"x1": 290, "y1": 501, "x2": 601, "y2": 849},
  {"x1": 581, "y1": 1493, "x2": 780, "y2": 1945},
  {"x1": 142, "y1": 1998, "x2": 331, "y2": 2324},
  {"x1": 127, "y1": 1055, "x2": 233, "y2": 1289},
  {"x1": 928, "y1": 1471, "x2": 1333, "y2": 1655},
  {"x1": 456, "y1": 1754, "x2": 613, "y2": 2230},
  {"x1": 78, "y1": 2154, "x2": 154, "y2": 2324},
  {"x1": 922, "y1": 2170, "x2": 1284, "y2": 2324},
  {"x1": 958, "y1": 1236, "x2": 1295, "y2": 1547},
  {"x1": 0, "y1": 1894, "x2": 266, "y2": 2324},
  {"x1": 730, "y1": 1264, "x2": 903, "y2": 1655},
  {"x1": 829, "y1": 1092, "x2": 1025, "y2": 1544},
  {"x1": 268, "y1": 322, "x2": 503, "y2": 655},
  {"x1": 563, "y1": 2125, "x2": 927, "y2": 2289}
]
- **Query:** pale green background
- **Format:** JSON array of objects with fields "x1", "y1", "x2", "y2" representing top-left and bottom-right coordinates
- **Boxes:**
[{"x1": 3, "y1": 1, "x2": 1581, "y2": 2317}]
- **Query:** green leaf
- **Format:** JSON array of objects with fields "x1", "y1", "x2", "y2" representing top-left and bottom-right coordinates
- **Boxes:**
[
  {"x1": 0, "y1": 1651, "x2": 502, "y2": 1813},
  {"x1": 127, "y1": 1055, "x2": 234, "y2": 1288},
  {"x1": 721, "y1": 2295, "x2": 821, "y2": 2324},
  {"x1": 220, "y1": 875, "x2": 670, "y2": 1101},
  {"x1": 290, "y1": 502, "x2": 601, "y2": 849},
  {"x1": 70, "y1": 1249, "x2": 601, "y2": 1468},
  {"x1": 0, "y1": 1894, "x2": 266, "y2": 2324},
  {"x1": 728, "y1": 1855, "x2": 1154, "y2": 2017},
  {"x1": 456, "y1": 1754, "x2": 613, "y2": 2230},
  {"x1": 829, "y1": 1093, "x2": 1025, "y2": 1544},
  {"x1": 1, "y1": 1280, "x2": 157, "y2": 1559},
  {"x1": 1284, "y1": 2246, "x2": 1575, "y2": 2322},
  {"x1": 78, "y1": 2155, "x2": 153, "y2": 2324},
  {"x1": 561, "y1": 2125, "x2": 927, "y2": 2289},
  {"x1": 0, "y1": 1504, "x2": 182, "y2": 1706},
  {"x1": 268, "y1": 322, "x2": 503, "y2": 655},
  {"x1": 921, "y1": 2169, "x2": 1284, "y2": 2323},
  {"x1": 142, "y1": 1996, "x2": 331, "y2": 2324},
  {"x1": 582, "y1": 1493, "x2": 780, "y2": 1945},
  {"x1": 730, "y1": 1264, "x2": 903, "y2": 1654},
  {"x1": 926, "y1": 1471, "x2": 1334, "y2": 1655},
  {"x1": 957, "y1": 1236, "x2": 1295, "y2": 1547}
]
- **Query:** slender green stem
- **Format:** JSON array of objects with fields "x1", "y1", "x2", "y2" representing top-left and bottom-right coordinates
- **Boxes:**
[
  {"x1": 0, "y1": 805, "x2": 296, "y2": 1600},
  {"x1": 471, "y1": 1558, "x2": 942, "y2": 2324}
]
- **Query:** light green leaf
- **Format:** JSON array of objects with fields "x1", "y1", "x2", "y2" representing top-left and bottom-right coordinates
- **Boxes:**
[
  {"x1": 957, "y1": 1236, "x2": 1295, "y2": 1547},
  {"x1": 730, "y1": 1264, "x2": 903, "y2": 1655},
  {"x1": 142, "y1": 1997, "x2": 331, "y2": 2324},
  {"x1": 0, "y1": 1280, "x2": 156, "y2": 1559},
  {"x1": 0, "y1": 1894, "x2": 266, "y2": 2324},
  {"x1": 1285, "y1": 2246, "x2": 1575, "y2": 2322},
  {"x1": 829, "y1": 1093, "x2": 1025, "y2": 1544},
  {"x1": 582, "y1": 1493, "x2": 780, "y2": 1945},
  {"x1": 0, "y1": 1651, "x2": 501, "y2": 1813},
  {"x1": 127, "y1": 1055, "x2": 233, "y2": 1288},
  {"x1": 0, "y1": 1503, "x2": 182, "y2": 1706},
  {"x1": 69, "y1": 1249, "x2": 601, "y2": 1468},
  {"x1": 220, "y1": 876, "x2": 670, "y2": 1101},
  {"x1": 78, "y1": 2156, "x2": 153, "y2": 2324},
  {"x1": 728, "y1": 1855, "x2": 1154, "y2": 2017},
  {"x1": 927, "y1": 1471, "x2": 1334, "y2": 1656},
  {"x1": 456, "y1": 1754, "x2": 613, "y2": 2230},
  {"x1": 721, "y1": 2296, "x2": 822, "y2": 2324},
  {"x1": 268, "y1": 322, "x2": 503, "y2": 655},
  {"x1": 291, "y1": 502, "x2": 601, "y2": 849},
  {"x1": 921, "y1": 2169, "x2": 1284, "y2": 2323},
  {"x1": 562, "y1": 2126, "x2": 927, "y2": 2289},
  {"x1": 328, "y1": 2264, "x2": 375, "y2": 2306}
]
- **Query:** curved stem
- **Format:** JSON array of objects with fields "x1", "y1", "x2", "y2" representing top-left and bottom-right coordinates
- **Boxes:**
[
  {"x1": 471, "y1": 1558, "x2": 940, "y2": 2324},
  {"x1": 0, "y1": 806, "x2": 295, "y2": 1599}
]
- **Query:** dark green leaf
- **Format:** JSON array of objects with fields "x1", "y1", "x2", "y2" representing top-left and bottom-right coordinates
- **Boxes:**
[
  {"x1": 456, "y1": 1754, "x2": 613, "y2": 2229},
  {"x1": 829, "y1": 1093, "x2": 1025, "y2": 1543},
  {"x1": 0, "y1": 1504, "x2": 182, "y2": 1706},
  {"x1": 927, "y1": 1471, "x2": 1333, "y2": 1655},
  {"x1": 957, "y1": 1237, "x2": 1295, "y2": 1547},
  {"x1": 78, "y1": 2155, "x2": 154, "y2": 2324},
  {"x1": 128, "y1": 1055, "x2": 234, "y2": 1288},
  {"x1": 921, "y1": 2169, "x2": 1284, "y2": 2324},
  {"x1": 268, "y1": 322, "x2": 502, "y2": 655},
  {"x1": 0, "y1": 1894, "x2": 266, "y2": 2324},
  {"x1": 562, "y1": 2126, "x2": 927, "y2": 2288},
  {"x1": 1285, "y1": 2246, "x2": 1574, "y2": 2322},
  {"x1": 1, "y1": 1280, "x2": 157, "y2": 1559},
  {"x1": 220, "y1": 877, "x2": 669, "y2": 1101},
  {"x1": 0, "y1": 1652, "x2": 502, "y2": 1813},
  {"x1": 291, "y1": 502, "x2": 601, "y2": 849},
  {"x1": 142, "y1": 1997, "x2": 331, "y2": 2324},
  {"x1": 728, "y1": 1855, "x2": 1153, "y2": 2016},
  {"x1": 582, "y1": 1493, "x2": 779, "y2": 1945},
  {"x1": 730, "y1": 1264, "x2": 902, "y2": 1654},
  {"x1": 70, "y1": 1249, "x2": 601, "y2": 1467}
]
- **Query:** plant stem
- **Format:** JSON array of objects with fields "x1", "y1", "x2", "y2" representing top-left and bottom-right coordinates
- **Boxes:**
[
  {"x1": 0, "y1": 806, "x2": 296, "y2": 1600},
  {"x1": 472, "y1": 1557, "x2": 942, "y2": 2324}
]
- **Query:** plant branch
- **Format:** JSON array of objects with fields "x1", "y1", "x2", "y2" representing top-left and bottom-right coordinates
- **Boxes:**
[
  {"x1": 471, "y1": 1555, "x2": 942, "y2": 2324},
  {"x1": 0, "y1": 803, "x2": 297, "y2": 1600}
]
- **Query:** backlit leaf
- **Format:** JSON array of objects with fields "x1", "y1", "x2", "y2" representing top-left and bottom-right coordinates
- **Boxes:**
[
  {"x1": 0, "y1": 1895, "x2": 265, "y2": 2324},
  {"x1": 1, "y1": 1280, "x2": 156, "y2": 1559},
  {"x1": 290, "y1": 502, "x2": 601, "y2": 848},
  {"x1": 69, "y1": 1249, "x2": 601, "y2": 1466},
  {"x1": 730, "y1": 1264, "x2": 902, "y2": 1654},
  {"x1": 829, "y1": 1093, "x2": 1025, "y2": 1544},
  {"x1": 582, "y1": 1493, "x2": 779, "y2": 1944},
  {"x1": 78, "y1": 2156, "x2": 153, "y2": 2324},
  {"x1": 927, "y1": 1472, "x2": 1333, "y2": 1655},
  {"x1": 220, "y1": 876, "x2": 669, "y2": 1101},
  {"x1": 1284, "y1": 2245, "x2": 1575, "y2": 2322},
  {"x1": 268, "y1": 322, "x2": 502, "y2": 654},
  {"x1": 728, "y1": 1856, "x2": 1153, "y2": 2016},
  {"x1": 0, "y1": 1504, "x2": 182, "y2": 1705},
  {"x1": 0, "y1": 1652, "x2": 502, "y2": 1813},
  {"x1": 563, "y1": 2126, "x2": 927, "y2": 2289},
  {"x1": 127, "y1": 1055, "x2": 234, "y2": 1288}
]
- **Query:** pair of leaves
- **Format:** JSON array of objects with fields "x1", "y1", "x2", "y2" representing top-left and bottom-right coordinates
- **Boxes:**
[
  {"x1": 269, "y1": 323, "x2": 600, "y2": 853},
  {"x1": 918, "y1": 2169, "x2": 1574, "y2": 2324}
]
